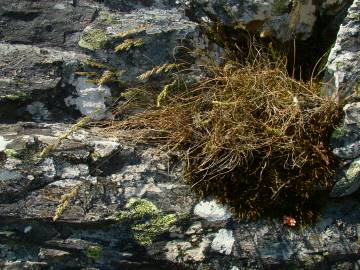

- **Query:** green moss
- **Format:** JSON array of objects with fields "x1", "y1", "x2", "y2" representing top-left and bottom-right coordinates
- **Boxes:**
[
  {"x1": 0, "y1": 92, "x2": 27, "y2": 101},
  {"x1": 4, "y1": 149, "x2": 17, "y2": 158},
  {"x1": 85, "y1": 245, "x2": 103, "y2": 260},
  {"x1": 331, "y1": 125, "x2": 347, "y2": 140},
  {"x1": 79, "y1": 28, "x2": 111, "y2": 51},
  {"x1": 345, "y1": 160, "x2": 360, "y2": 179},
  {"x1": 272, "y1": 0, "x2": 291, "y2": 15},
  {"x1": 118, "y1": 198, "x2": 177, "y2": 246}
]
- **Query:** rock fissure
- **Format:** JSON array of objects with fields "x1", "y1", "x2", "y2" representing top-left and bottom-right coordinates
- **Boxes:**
[{"x1": 1, "y1": 0, "x2": 360, "y2": 269}]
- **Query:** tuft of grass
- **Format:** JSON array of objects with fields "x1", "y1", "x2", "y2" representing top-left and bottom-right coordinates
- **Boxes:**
[
  {"x1": 114, "y1": 38, "x2": 145, "y2": 52},
  {"x1": 97, "y1": 70, "x2": 116, "y2": 86},
  {"x1": 84, "y1": 59, "x2": 110, "y2": 69},
  {"x1": 137, "y1": 63, "x2": 182, "y2": 81},
  {"x1": 35, "y1": 115, "x2": 92, "y2": 163},
  {"x1": 115, "y1": 25, "x2": 147, "y2": 38},
  {"x1": 53, "y1": 185, "x2": 80, "y2": 222},
  {"x1": 111, "y1": 45, "x2": 342, "y2": 222},
  {"x1": 157, "y1": 80, "x2": 178, "y2": 107}
]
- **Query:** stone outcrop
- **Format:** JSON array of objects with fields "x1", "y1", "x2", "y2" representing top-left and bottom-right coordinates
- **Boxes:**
[
  {"x1": 1, "y1": 122, "x2": 360, "y2": 270},
  {"x1": 325, "y1": 0, "x2": 360, "y2": 198},
  {"x1": 182, "y1": 0, "x2": 352, "y2": 41},
  {"x1": 0, "y1": 0, "x2": 360, "y2": 269}
]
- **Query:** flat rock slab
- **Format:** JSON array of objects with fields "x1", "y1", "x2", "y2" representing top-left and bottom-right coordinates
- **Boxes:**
[
  {"x1": 0, "y1": 122, "x2": 359, "y2": 270},
  {"x1": 0, "y1": 0, "x2": 97, "y2": 49}
]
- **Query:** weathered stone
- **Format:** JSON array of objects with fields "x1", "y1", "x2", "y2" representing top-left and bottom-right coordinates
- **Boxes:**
[
  {"x1": 324, "y1": 0, "x2": 360, "y2": 100},
  {"x1": 0, "y1": 0, "x2": 97, "y2": 49},
  {"x1": 104, "y1": 0, "x2": 179, "y2": 11},
  {"x1": 0, "y1": 43, "x2": 88, "y2": 122},
  {"x1": 325, "y1": 0, "x2": 360, "y2": 196},
  {"x1": 331, "y1": 157, "x2": 360, "y2": 197},
  {"x1": 183, "y1": 0, "x2": 342, "y2": 41},
  {"x1": 78, "y1": 8, "x2": 199, "y2": 85},
  {"x1": 1, "y1": 122, "x2": 359, "y2": 269}
]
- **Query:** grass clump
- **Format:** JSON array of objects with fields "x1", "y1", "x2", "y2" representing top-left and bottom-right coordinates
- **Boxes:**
[
  {"x1": 114, "y1": 38, "x2": 145, "y2": 53},
  {"x1": 110, "y1": 45, "x2": 342, "y2": 222}
]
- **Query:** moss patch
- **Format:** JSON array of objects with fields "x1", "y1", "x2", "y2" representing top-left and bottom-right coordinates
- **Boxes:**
[
  {"x1": 0, "y1": 92, "x2": 27, "y2": 101},
  {"x1": 272, "y1": 0, "x2": 291, "y2": 15},
  {"x1": 79, "y1": 28, "x2": 111, "y2": 51},
  {"x1": 118, "y1": 198, "x2": 177, "y2": 246},
  {"x1": 331, "y1": 125, "x2": 347, "y2": 140},
  {"x1": 85, "y1": 245, "x2": 103, "y2": 260},
  {"x1": 4, "y1": 149, "x2": 17, "y2": 158},
  {"x1": 345, "y1": 159, "x2": 360, "y2": 180}
]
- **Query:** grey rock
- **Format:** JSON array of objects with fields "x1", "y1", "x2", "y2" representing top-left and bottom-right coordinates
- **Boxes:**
[
  {"x1": 104, "y1": 0, "x2": 179, "y2": 11},
  {"x1": 324, "y1": 0, "x2": 360, "y2": 196},
  {"x1": 183, "y1": 0, "x2": 344, "y2": 41},
  {"x1": 0, "y1": 0, "x2": 97, "y2": 49},
  {"x1": 0, "y1": 0, "x2": 360, "y2": 269},
  {"x1": 331, "y1": 157, "x2": 360, "y2": 197},
  {"x1": 0, "y1": 122, "x2": 359, "y2": 269},
  {"x1": 324, "y1": 0, "x2": 360, "y2": 100},
  {"x1": 78, "y1": 8, "x2": 199, "y2": 85},
  {"x1": 0, "y1": 43, "x2": 88, "y2": 122}
]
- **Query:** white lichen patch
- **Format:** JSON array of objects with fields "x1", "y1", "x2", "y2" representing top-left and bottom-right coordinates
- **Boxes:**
[
  {"x1": 49, "y1": 179, "x2": 82, "y2": 188},
  {"x1": 52, "y1": 3, "x2": 66, "y2": 10},
  {"x1": 194, "y1": 200, "x2": 231, "y2": 222},
  {"x1": 39, "y1": 158, "x2": 56, "y2": 180},
  {"x1": 165, "y1": 241, "x2": 192, "y2": 262},
  {"x1": 184, "y1": 236, "x2": 211, "y2": 262},
  {"x1": 211, "y1": 229, "x2": 235, "y2": 255},
  {"x1": 91, "y1": 140, "x2": 120, "y2": 161},
  {"x1": 65, "y1": 77, "x2": 111, "y2": 120},
  {"x1": 57, "y1": 164, "x2": 89, "y2": 179},
  {"x1": 0, "y1": 136, "x2": 12, "y2": 151},
  {"x1": 165, "y1": 236, "x2": 211, "y2": 262}
]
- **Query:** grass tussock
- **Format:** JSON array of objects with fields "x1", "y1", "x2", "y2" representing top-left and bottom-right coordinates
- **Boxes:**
[{"x1": 109, "y1": 46, "x2": 342, "y2": 222}]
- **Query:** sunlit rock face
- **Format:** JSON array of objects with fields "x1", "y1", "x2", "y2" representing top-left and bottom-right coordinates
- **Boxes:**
[
  {"x1": 0, "y1": 0, "x2": 360, "y2": 269},
  {"x1": 325, "y1": 0, "x2": 360, "y2": 198}
]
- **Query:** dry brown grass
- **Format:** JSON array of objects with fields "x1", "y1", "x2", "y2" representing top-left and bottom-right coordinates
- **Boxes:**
[{"x1": 107, "y1": 45, "x2": 342, "y2": 222}]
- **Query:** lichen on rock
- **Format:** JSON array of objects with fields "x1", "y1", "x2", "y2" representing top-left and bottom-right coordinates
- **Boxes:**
[
  {"x1": 78, "y1": 28, "x2": 112, "y2": 51},
  {"x1": 118, "y1": 198, "x2": 177, "y2": 246}
]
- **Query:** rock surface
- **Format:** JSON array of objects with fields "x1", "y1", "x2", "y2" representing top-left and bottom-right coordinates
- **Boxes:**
[
  {"x1": 0, "y1": 0, "x2": 360, "y2": 269},
  {"x1": 326, "y1": 0, "x2": 360, "y2": 198},
  {"x1": 0, "y1": 122, "x2": 359, "y2": 270},
  {"x1": 183, "y1": 0, "x2": 352, "y2": 41}
]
